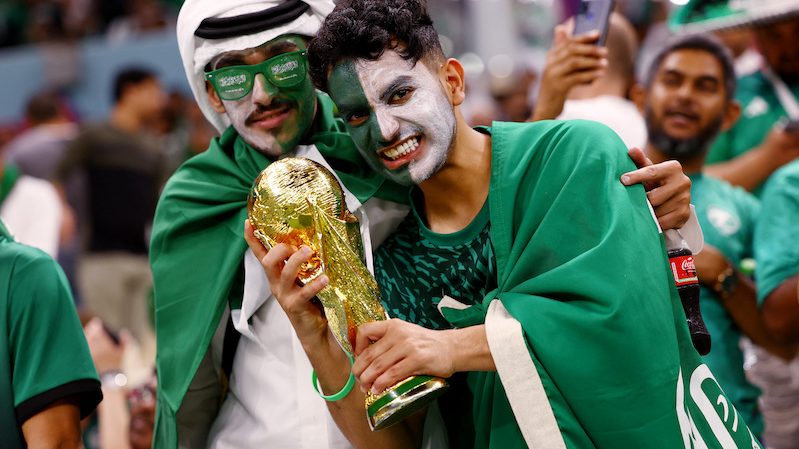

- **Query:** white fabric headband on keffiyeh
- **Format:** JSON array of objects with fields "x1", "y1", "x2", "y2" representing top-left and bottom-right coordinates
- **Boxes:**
[{"x1": 177, "y1": 0, "x2": 334, "y2": 133}]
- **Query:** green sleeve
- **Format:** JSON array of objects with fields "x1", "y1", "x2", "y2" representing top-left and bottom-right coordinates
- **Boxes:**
[
  {"x1": 9, "y1": 249, "x2": 101, "y2": 421},
  {"x1": 755, "y1": 161, "x2": 799, "y2": 304}
]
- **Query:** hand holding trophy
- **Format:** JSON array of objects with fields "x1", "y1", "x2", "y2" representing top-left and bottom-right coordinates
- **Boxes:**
[{"x1": 247, "y1": 157, "x2": 447, "y2": 430}]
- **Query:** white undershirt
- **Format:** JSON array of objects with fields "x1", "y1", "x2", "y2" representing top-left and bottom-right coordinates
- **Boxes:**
[{"x1": 0, "y1": 175, "x2": 62, "y2": 257}]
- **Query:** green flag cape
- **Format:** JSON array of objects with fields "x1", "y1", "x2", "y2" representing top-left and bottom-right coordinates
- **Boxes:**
[
  {"x1": 444, "y1": 120, "x2": 762, "y2": 448},
  {"x1": 149, "y1": 91, "x2": 405, "y2": 446}
]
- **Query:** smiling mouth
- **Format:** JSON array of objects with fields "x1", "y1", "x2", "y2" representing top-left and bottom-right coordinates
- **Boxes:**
[
  {"x1": 378, "y1": 136, "x2": 421, "y2": 161},
  {"x1": 665, "y1": 110, "x2": 698, "y2": 122}
]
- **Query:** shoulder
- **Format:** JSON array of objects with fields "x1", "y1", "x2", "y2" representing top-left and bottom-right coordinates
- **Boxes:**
[
  {"x1": 491, "y1": 119, "x2": 628, "y2": 168},
  {"x1": 0, "y1": 240, "x2": 65, "y2": 294}
]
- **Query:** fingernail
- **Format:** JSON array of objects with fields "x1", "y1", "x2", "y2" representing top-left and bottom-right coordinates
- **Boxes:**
[
  {"x1": 621, "y1": 175, "x2": 631, "y2": 184},
  {"x1": 320, "y1": 275, "x2": 329, "y2": 287},
  {"x1": 371, "y1": 386, "x2": 380, "y2": 395}
]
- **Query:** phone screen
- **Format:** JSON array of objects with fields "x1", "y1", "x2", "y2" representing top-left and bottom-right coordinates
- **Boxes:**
[{"x1": 573, "y1": 0, "x2": 615, "y2": 45}]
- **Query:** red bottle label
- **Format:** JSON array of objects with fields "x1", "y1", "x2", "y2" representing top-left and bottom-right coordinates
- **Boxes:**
[{"x1": 670, "y1": 255, "x2": 698, "y2": 286}]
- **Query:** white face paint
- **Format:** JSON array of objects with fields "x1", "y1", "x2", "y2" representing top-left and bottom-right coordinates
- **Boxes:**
[
  {"x1": 211, "y1": 35, "x2": 317, "y2": 158},
  {"x1": 328, "y1": 50, "x2": 456, "y2": 186}
]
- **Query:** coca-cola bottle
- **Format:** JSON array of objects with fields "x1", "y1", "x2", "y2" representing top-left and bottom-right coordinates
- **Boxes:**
[{"x1": 664, "y1": 229, "x2": 711, "y2": 355}]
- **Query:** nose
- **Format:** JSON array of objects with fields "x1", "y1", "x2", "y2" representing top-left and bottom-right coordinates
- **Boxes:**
[
  {"x1": 251, "y1": 73, "x2": 279, "y2": 105},
  {"x1": 375, "y1": 107, "x2": 400, "y2": 145},
  {"x1": 675, "y1": 81, "x2": 693, "y2": 99}
]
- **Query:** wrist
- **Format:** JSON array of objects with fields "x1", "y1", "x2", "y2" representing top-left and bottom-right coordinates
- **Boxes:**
[
  {"x1": 710, "y1": 265, "x2": 738, "y2": 301},
  {"x1": 99, "y1": 370, "x2": 128, "y2": 390}
]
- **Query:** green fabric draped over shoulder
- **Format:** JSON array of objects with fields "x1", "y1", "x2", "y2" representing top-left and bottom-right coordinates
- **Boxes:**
[
  {"x1": 149, "y1": 91, "x2": 406, "y2": 447},
  {"x1": 463, "y1": 120, "x2": 761, "y2": 448}
]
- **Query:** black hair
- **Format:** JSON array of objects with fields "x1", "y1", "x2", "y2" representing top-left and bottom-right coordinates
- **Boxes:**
[
  {"x1": 308, "y1": 0, "x2": 444, "y2": 91},
  {"x1": 113, "y1": 67, "x2": 158, "y2": 102},
  {"x1": 644, "y1": 33, "x2": 736, "y2": 100},
  {"x1": 25, "y1": 91, "x2": 63, "y2": 124}
]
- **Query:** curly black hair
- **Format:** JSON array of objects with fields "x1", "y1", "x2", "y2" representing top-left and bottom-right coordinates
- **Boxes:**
[{"x1": 308, "y1": 0, "x2": 445, "y2": 92}]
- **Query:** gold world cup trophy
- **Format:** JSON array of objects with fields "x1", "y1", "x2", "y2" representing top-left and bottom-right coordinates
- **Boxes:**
[{"x1": 247, "y1": 157, "x2": 448, "y2": 430}]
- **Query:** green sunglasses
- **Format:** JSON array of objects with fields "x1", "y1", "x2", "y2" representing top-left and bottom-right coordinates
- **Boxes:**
[{"x1": 205, "y1": 50, "x2": 308, "y2": 101}]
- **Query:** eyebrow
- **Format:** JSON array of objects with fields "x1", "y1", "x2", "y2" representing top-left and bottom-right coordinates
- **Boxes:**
[{"x1": 379, "y1": 76, "x2": 414, "y2": 103}]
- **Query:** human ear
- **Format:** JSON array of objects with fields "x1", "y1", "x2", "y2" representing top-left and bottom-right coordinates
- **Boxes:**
[
  {"x1": 206, "y1": 81, "x2": 226, "y2": 113},
  {"x1": 629, "y1": 83, "x2": 646, "y2": 114},
  {"x1": 442, "y1": 58, "x2": 466, "y2": 106},
  {"x1": 721, "y1": 100, "x2": 741, "y2": 132}
]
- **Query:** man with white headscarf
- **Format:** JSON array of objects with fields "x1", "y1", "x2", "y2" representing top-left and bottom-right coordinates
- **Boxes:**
[
  {"x1": 150, "y1": 1, "x2": 411, "y2": 447},
  {"x1": 151, "y1": 1, "x2": 696, "y2": 448}
]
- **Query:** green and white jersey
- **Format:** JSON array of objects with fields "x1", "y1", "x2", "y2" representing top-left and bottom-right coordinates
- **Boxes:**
[
  {"x1": 375, "y1": 192, "x2": 495, "y2": 330},
  {"x1": 374, "y1": 192, "x2": 495, "y2": 449},
  {"x1": 690, "y1": 173, "x2": 762, "y2": 436},
  {"x1": 0, "y1": 221, "x2": 101, "y2": 448},
  {"x1": 755, "y1": 159, "x2": 799, "y2": 304},
  {"x1": 707, "y1": 70, "x2": 799, "y2": 195}
]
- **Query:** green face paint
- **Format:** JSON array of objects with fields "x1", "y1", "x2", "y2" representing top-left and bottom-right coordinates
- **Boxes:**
[
  {"x1": 327, "y1": 52, "x2": 456, "y2": 186},
  {"x1": 211, "y1": 34, "x2": 317, "y2": 157}
]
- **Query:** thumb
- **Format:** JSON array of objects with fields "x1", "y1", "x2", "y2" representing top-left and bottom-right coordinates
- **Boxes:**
[{"x1": 355, "y1": 320, "x2": 389, "y2": 356}]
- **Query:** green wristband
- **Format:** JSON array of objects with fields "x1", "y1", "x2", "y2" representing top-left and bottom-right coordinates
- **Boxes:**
[{"x1": 311, "y1": 353, "x2": 356, "y2": 402}]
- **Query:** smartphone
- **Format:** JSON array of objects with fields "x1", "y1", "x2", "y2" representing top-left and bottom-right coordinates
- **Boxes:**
[{"x1": 573, "y1": 0, "x2": 615, "y2": 45}]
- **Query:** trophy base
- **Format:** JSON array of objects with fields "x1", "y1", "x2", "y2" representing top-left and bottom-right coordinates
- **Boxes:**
[{"x1": 367, "y1": 375, "x2": 449, "y2": 431}]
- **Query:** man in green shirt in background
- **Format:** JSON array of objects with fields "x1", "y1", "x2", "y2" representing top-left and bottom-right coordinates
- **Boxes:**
[
  {"x1": 0, "y1": 219, "x2": 102, "y2": 448},
  {"x1": 635, "y1": 32, "x2": 799, "y2": 442},
  {"x1": 672, "y1": 0, "x2": 799, "y2": 195}
]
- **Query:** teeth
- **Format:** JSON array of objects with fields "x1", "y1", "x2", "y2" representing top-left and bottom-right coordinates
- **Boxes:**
[{"x1": 382, "y1": 138, "x2": 419, "y2": 161}]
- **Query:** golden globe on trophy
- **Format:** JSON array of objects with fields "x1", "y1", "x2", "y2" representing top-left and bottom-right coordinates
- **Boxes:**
[{"x1": 247, "y1": 157, "x2": 448, "y2": 430}]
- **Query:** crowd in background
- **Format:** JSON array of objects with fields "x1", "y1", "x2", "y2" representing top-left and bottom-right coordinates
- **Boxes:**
[
  {"x1": 0, "y1": 0, "x2": 180, "y2": 47},
  {"x1": 2, "y1": 0, "x2": 799, "y2": 448}
]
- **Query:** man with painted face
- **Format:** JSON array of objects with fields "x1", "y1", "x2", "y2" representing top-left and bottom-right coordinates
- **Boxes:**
[
  {"x1": 249, "y1": 1, "x2": 763, "y2": 447},
  {"x1": 636, "y1": 33, "x2": 799, "y2": 442},
  {"x1": 154, "y1": 0, "x2": 695, "y2": 448},
  {"x1": 150, "y1": 1, "x2": 414, "y2": 448}
]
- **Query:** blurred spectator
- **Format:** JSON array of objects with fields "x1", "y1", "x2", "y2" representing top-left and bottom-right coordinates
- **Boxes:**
[
  {"x1": 107, "y1": 0, "x2": 170, "y2": 43},
  {"x1": 714, "y1": 27, "x2": 762, "y2": 77},
  {"x1": 752, "y1": 158, "x2": 799, "y2": 448},
  {"x1": 0, "y1": 218, "x2": 102, "y2": 449},
  {"x1": 4, "y1": 91, "x2": 83, "y2": 300},
  {"x1": 81, "y1": 316, "x2": 156, "y2": 449},
  {"x1": 0, "y1": 141, "x2": 63, "y2": 258},
  {"x1": 705, "y1": 12, "x2": 799, "y2": 194},
  {"x1": 55, "y1": 66, "x2": 167, "y2": 365},
  {"x1": 637, "y1": 33, "x2": 798, "y2": 441},
  {"x1": 490, "y1": 68, "x2": 536, "y2": 122},
  {"x1": 534, "y1": 13, "x2": 647, "y2": 149},
  {"x1": 4, "y1": 90, "x2": 77, "y2": 180}
]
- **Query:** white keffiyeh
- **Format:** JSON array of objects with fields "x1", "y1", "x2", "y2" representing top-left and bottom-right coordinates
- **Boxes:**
[{"x1": 177, "y1": 0, "x2": 334, "y2": 133}]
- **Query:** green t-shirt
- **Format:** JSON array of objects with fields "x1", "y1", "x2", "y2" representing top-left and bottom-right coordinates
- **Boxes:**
[
  {"x1": 707, "y1": 70, "x2": 799, "y2": 196},
  {"x1": 374, "y1": 191, "x2": 494, "y2": 449},
  {"x1": 0, "y1": 221, "x2": 101, "y2": 448},
  {"x1": 689, "y1": 173, "x2": 762, "y2": 436},
  {"x1": 754, "y1": 159, "x2": 799, "y2": 304}
]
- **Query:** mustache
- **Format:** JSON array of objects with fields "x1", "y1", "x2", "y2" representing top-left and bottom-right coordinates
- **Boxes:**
[
  {"x1": 664, "y1": 106, "x2": 700, "y2": 121},
  {"x1": 245, "y1": 99, "x2": 293, "y2": 124}
]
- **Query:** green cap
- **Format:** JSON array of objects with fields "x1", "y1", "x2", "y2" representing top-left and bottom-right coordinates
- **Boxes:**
[{"x1": 669, "y1": 0, "x2": 799, "y2": 33}]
